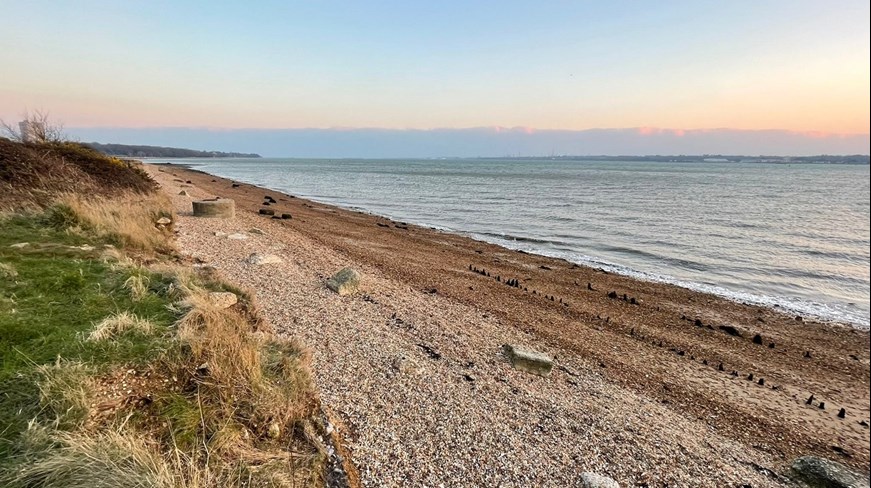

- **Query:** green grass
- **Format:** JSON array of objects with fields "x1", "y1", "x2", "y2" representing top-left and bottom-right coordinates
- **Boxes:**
[{"x1": 0, "y1": 215, "x2": 178, "y2": 458}]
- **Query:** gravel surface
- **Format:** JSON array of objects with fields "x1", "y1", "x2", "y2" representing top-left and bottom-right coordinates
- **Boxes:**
[{"x1": 147, "y1": 165, "x2": 869, "y2": 487}]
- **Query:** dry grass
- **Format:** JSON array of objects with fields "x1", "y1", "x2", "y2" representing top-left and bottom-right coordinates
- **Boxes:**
[
  {"x1": 87, "y1": 311, "x2": 155, "y2": 341},
  {"x1": 58, "y1": 191, "x2": 175, "y2": 253},
  {"x1": 4, "y1": 424, "x2": 177, "y2": 488},
  {"x1": 0, "y1": 262, "x2": 17, "y2": 279},
  {"x1": 35, "y1": 360, "x2": 94, "y2": 429},
  {"x1": 1, "y1": 175, "x2": 326, "y2": 485},
  {"x1": 124, "y1": 267, "x2": 152, "y2": 301}
]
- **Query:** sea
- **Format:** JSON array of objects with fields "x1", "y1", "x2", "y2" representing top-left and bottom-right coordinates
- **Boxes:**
[{"x1": 157, "y1": 158, "x2": 871, "y2": 329}]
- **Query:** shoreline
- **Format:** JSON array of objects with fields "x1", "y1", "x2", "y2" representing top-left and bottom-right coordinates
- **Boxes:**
[
  {"x1": 148, "y1": 162, "x2": 870, "y2": 484},
  {"x1": 161, "y1": 161, "x2": 868, "y2": 330}
]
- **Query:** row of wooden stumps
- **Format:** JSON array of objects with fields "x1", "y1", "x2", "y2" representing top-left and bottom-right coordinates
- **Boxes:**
[
  {"x1": 466, "y1": 263, "x2": 863, "y2": 428},
  {"x1": 468, "y1": 264, "x2": 570, "y2": 306}
]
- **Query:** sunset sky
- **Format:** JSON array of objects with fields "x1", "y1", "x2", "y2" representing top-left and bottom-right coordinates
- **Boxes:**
[{"x1": 1, "y1": 0, "x2": 869, "y2": 154}]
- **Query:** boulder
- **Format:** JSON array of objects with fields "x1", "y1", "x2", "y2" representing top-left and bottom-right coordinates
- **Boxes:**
[
  {"x1": 208, "y1": 291, "x2": 238, "y2": 309},
  {"x1": 581, "y1": 473, "x2": 620, "y2": 488},
  {"x1": 326, "y1": 267, "x2": 362, "y2": 296},
  {"x1": 503, "y1": 344, "x2": 554, "y2": 377},
  {"x1": 192, "y1": 198, "x2": 235, "y2": 218},
  {"x1": 246, "y1": 253, "x2": 283, "y2": 265},
  {"x1": 790, "y1": 456, "x2": 869, "y2": 488}
]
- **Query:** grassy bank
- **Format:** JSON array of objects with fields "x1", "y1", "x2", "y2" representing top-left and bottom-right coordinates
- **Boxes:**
[{"x1": 0, "y1": 140, "x2": 327, "y2": 487}]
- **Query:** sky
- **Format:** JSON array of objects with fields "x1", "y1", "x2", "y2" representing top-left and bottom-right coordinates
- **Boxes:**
[{"x1": 1, "y1": 0, "x2": 869, "y2": 156}]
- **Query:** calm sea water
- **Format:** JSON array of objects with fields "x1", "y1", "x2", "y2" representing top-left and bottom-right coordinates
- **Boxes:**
[{"x1": 162, "y1": 158, "x2": 870, "y2": 328}]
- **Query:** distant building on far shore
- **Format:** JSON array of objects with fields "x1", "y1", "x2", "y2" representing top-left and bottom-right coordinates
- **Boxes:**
[{"x1": 19, "y1": 120, "x2": 45, "y2": 143}]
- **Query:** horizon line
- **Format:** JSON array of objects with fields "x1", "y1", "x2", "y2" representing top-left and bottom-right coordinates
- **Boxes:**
[{"x1": 62, "y1": 125, "x2": 871, "y2": 138}]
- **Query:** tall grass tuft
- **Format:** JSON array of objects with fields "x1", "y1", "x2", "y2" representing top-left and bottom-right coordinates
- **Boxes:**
[
  {"x1": 87, "y1": 311, "x2": 155, "y2": 341},
  {"x1": 57, "y1": 192, "x2": 175, "y2": 253},
  {"x1": 35, "y1": 360, "x2": 94, "y2": 429}
]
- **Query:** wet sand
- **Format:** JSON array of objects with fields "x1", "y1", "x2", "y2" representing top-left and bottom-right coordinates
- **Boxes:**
[{"x1": 149, "y1": 163, "x2": 870, "y2": 486}]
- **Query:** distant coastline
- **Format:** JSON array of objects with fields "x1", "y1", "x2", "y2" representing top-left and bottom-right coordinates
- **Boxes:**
[
  {"x1": 84, "y1": 142, "x2": 261, "y2": 158},
  {"x1": 477, "y1": 154, "x2": 870, "y2": 164}
]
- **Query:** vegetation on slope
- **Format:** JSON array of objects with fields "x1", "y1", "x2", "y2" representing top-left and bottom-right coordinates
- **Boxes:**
[
  {"x1": 0, "y1": 138, "x2": 326, "y2": 487},
  {"x1": 84, "y1": 142, "x2": 261, "y2": 159}
]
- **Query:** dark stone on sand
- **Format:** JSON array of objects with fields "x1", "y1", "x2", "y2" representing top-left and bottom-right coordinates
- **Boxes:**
[
  {"x1": 758, "y1": 378, "x2": 765, "y2": 386},
  {"x1": 259, "y1": 208, "x2": 275, "y2": 216},
  {"x1": 718, "y1": 363, "x2": 725, "y2": 371},
  {"x1": 630, "y1": 297, "x2": 637, "y2": 304},
  {"x1": 747, "y1": 373, "x2": 754, "y2": 381},
  {"x1": 807, "y1": 395, "x2": 815, "y2": 405},
  {"x1": 805, "y1": 350, "x2": 812, "y2": 358},
  {"x1": 694, "y1": 319, "x2": 703, "y2": 327},
  {"x1": 539, "y1": 265, "x2": 552, "y2": 270},
  {"x1": 795, "y1": 315, "x2": 803, "y2": 321},
  {"x1": 417, "y1": 343, "x2": 441, "y2": 360},
  {"x1": 587, "y1": 282, "x2": 594, "y2": 290},
  {"x1": 719, "y1": 325, "x2": 742, "y2": 337},
  {"x1": 607, "y1": 291, "x2": 618, "y2": 299},
  {"x1": 703, "y1": 359, "x2": 708, "y2": 365},
  {"x1": 232, "y1": 183, "x2": 240, "y2": 187},
  {"x1": 819, "y1": 402, "x2": 825, "y2": 410},
  {"x1": 769, "y1": 342, "x2": 776, "y2": 348},
  {"x1": 263, "y1": 201, "x2": 271, "y2": 205},
  {"x1": 753, "y1": 334, "x2": 763, "y2": 345},
  {"x1": 838, "y1": 408, "x2": 846, "y2": 418},
  {"x1": 281, "y1": 213, "x2": 292, "y2": 219}
]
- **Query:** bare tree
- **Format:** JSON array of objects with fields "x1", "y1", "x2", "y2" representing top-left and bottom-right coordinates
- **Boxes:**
[{"x1": 1, "y1": 109, "x2": 67, "y2": 143}]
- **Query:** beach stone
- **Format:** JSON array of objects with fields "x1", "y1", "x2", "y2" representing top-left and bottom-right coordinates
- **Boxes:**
[
  {"x1": 248, "y1": 228, "x2": 265, "y2": 235},
  {"x1": 156, "y1": 217, "x2": 172, "y2": 225},
  {"x1": 9, "y1": 242, "x2": 30, "y2": 249},
  {"x1": 259, "y1": 208, "x2": 275, "y2": 216},
  {"x1": 208, "y1": 291, "x2": 238, "y2": 309},
  {"x1": 192, "y1": 198, "x2": 235, "y2": 218},
  {"x1": 790, "y1": 456, "x2": 869, "y2": 488},
  {"x1": 392, "y1": 354, "x2": 420, "y2": 375},
  {"x1": 581, "y1": 472, "x2": 620, "y2": 488},
  {"x1": 326, "y1": 267, "x2": 362, "y2": 296},
  {"x1": 503, "y1": 344, "x2": 554, "y2": 377},
  {"x1": 246, "y1": 253, "x2": 283, "y2": 265},
  {"x1": 227, "y1": 233, "x2": 249, "y2": 240},
  {"x1": 178, "y1": 190, "x2": 189, "y2": 196},
  {"x1": 267, "y1": 422, "x2": 281, "y2": 439}
]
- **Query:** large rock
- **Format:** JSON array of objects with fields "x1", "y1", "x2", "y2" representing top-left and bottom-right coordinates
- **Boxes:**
[
  {"x1": 246, "y1": 253, "x2": 283, "y2": 265},
  {"x1": 326, "y1": 267, "x2": 362, "y2": 296},
  {"x1": 581, "y1": 473, "x2": 620, "y2": 488},
  {"x1": 790, "y1": 456, "x2": 870, "y2": 488},
  {"x1": 192, "y1": 198, "x2": 235, "y2": 218},
  {"x1": 503, "y1": 344, "x2": 554, "y2": 377},
  {"x1": 208, "y1": 291, "x2": 238, "y2": 309}
]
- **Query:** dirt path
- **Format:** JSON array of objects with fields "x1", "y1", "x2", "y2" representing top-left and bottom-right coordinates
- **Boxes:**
[{"x1": 147, "y1": 164, "x2": 870, "y2": 487}]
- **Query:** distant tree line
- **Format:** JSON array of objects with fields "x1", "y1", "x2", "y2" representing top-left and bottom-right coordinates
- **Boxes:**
[{"x1": 84, "y1": 142, "x2": 261, "y2": 158}]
